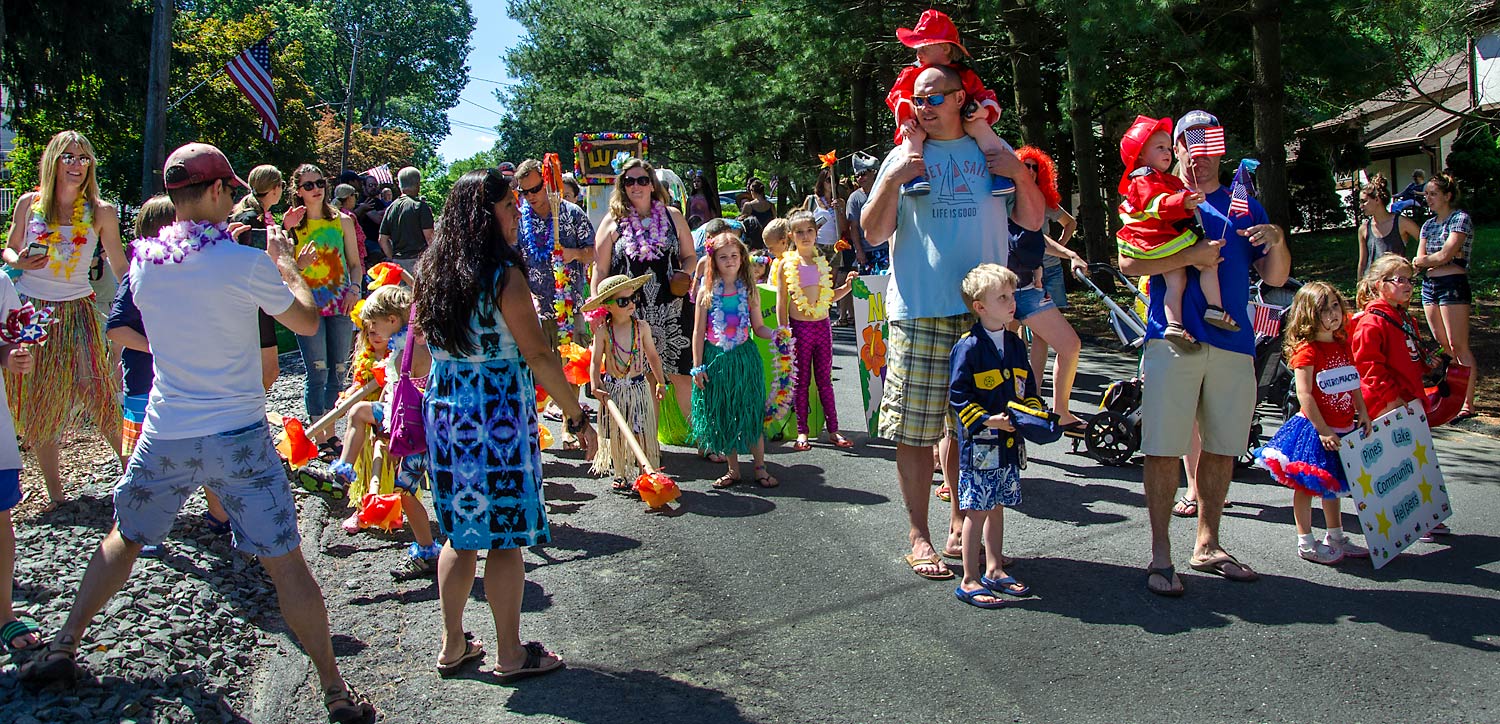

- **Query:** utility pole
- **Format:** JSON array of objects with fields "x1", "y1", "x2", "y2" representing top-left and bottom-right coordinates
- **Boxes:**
[
  {"x1": 141, "y1": 0, "x2": 172, "y2": 196},
  {"x1": 340, "y1": 24, "x2": 364, "y2": 175}
]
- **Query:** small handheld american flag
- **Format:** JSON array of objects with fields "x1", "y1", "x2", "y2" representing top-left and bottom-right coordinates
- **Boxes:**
[
  {"x1": 1228, "y1": 158, "x2": 1260, "y2": 217},
  {"x1": 1183, "y1": 126, "x2": 1226, "y2": 159},
  {"x1": 1248, "y1": 302, "x2": 1282, "y2": 339},
  {"x1": 363, "y1": 164, "x2": 394, "y2": 186}
]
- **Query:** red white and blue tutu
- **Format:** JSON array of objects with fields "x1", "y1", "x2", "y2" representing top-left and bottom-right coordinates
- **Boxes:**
[{"x1": 1253, "y1": 414, "x2": 1349, "y2": 499}]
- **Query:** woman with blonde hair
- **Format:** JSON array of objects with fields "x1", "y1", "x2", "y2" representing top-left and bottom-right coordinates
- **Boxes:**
[
  {"x1": 2, "y1": 130, "x2": 129, "y2": 508},
  {"x1": 230, "y1": 164, "x2": 287, "y2": 390}
]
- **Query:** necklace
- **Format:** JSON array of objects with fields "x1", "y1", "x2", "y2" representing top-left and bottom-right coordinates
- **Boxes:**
[
  {"x1": 132, "y1": 220, "x2": 230, "y2": 265},
  {"x1": 27, "y1": 194, "x2": 92, "y2": 278},
  {"x1": 520, "y1": 201, "x2": 579, "y2": 344},
  {"x1": 607, "y1": 318, "x2": 638, "y2": 374},
  {"x1": 710, "y1": 280, "x2": 749, "y2": 348},
  {"x1": 781, "y1": 251, "x2": 833, "y2": 317},
  {"x1": 617, "y1": 201, "x2": 672, "y2": 261}
]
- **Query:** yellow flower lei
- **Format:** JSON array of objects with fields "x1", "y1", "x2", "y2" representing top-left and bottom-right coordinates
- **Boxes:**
[
  {"x1": 780, "y1": 250, "x2": 833, "y2": 318},
  {"x1": 28, "y1": 194, "x2": 91, "y2": 278}
]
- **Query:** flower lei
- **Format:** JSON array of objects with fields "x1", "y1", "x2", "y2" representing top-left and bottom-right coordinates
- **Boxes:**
[
  {"x1": 764, "y1": 326, "x2": 796, "y2": 425},
  {"x1": 132, "y1": 220, "x2": 230, "y2": 265},
  {"x1": 709, "y1": 280, "x2": 749, "y2": 349},
  {"x1": 520, "y1": 201, "x2": 579, "y2": 344},
  {"x1": 27, "y1": 194, "x2": 92, "y2": 277},
  {"x1": 616, "y1": 201, "x2": 672, "y2": 262},
  {"x1": 781, "y1": 250, "x2": 833, "y2": 318}
]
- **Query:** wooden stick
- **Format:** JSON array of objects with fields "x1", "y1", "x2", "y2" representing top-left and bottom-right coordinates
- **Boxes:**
[
  {"x1": 305, "y1": 380, "x2": 379, "y2": 439},
  {"x1": 605, "y1": 399, "x2": 658, "y2": 474}
]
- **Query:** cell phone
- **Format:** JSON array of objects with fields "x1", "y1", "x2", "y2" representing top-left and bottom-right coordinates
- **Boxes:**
[
  {"x1": 24, "y1": 242, "x2": 48, "y2": 258},
  {"x1": 245, "y1": 228, "x2": 268, "y2": 250}
]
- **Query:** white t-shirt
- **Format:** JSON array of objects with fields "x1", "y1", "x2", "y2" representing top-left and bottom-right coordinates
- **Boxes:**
[
  {"x1": 0, "y1": 275, "x2": 23, "y2": 471},
  {"x1": 129, "y1": 242, "x2": 294, "y2": 439},
  {"x1": 812, "y1": 199, "x2": 839, "y2": 247}
]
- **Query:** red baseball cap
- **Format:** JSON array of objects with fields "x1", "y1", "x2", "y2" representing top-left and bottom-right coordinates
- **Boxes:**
[
  {"x1": 163, "y1": 143, "x2": 248, "y2": 190},
  {"x1": 1117, "y1": 115, "x2": 1173, "y2": 194},
  {"x1": 896, "y1": 10, "x2": 970, "y2": 57}
]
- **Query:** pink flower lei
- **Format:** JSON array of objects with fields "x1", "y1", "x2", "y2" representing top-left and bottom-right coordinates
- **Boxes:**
[
  {"x1": 616, "y1": 201, "x2": 672, "y2": 262},
  {"x1": 132, "y1": 220, "x2": 231, "y2": 265}
]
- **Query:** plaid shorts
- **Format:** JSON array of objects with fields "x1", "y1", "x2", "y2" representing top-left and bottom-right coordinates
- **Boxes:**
[{"x1": 878, "y1": 314, "x2": 972, "y2": 447}]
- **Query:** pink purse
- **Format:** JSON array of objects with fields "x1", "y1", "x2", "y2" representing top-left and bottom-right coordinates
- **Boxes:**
[{"x1": 385, "y1": 310, "x2": 427, "y2": 457}]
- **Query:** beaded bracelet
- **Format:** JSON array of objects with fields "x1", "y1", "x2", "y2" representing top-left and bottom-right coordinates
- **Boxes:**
[{"x1": 690, "y1": 365, "x2": 707, "y2": 376}]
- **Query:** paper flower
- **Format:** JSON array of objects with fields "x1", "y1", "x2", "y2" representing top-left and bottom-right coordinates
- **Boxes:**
[
  {"x1": 819, "y1": 150, "x2": 838, "y2": 168},
  {"x1": 834, "y1": 239, "x2": 851, "y2": 252},
  {"x1": 860, "y1": 325, "x2": 887, "y2": 377},
  {"x1": 558, "y1": 342, "x2": 592, "y2": 386},
  {"x1": 610, "y1": 152, "x2": 634, "y2": 175},
  {"x1": 355, "y1": 493, "x2": 404, "y2": 532},
  {"x1": 275, "y1": 418, "x2": 318, "y2": 469},
  {"x1": 634, "y1": 471, "x2": 681, "y2": 508},
  {"x1": 367, "y1": 262, "x2": 404, "y2": 290}
]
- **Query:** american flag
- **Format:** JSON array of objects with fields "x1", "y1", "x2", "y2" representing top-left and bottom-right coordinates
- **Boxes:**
[
  {"x1": 1183, "y1": 126, "x2": 1226, "y2": 159},
  {"x1": 1249, "y1": 302, "x2": 1282, "y2": 339},
  {"x1": 364, "y1": 164, "x2": 393, "y2": 186},
  {"x1": 225, "y1": 38, "x2": 279, "y2": 143},
  {"x1": 1228, "y1": 159, "x2": 1258, "y2": 217}
]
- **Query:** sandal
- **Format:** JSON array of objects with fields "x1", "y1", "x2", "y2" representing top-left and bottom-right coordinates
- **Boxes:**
[
  {"x1": 711, "y1": 473, "x2": 739, "y2": 489},
  {"x1": 495, "y1": 641, "x2": 565, "y2": 683},
  {"x1": 830, "y1": 433, "x2": 855, "y2": 449},
  {"x1": 981, "y1": 575, "x2": 1031, "y2": 597},
  {"x1": 753, "y1": 464, "x2": 779, "y2": 488},
  {"x1": 610, "y1": 478, "x2": 636, "y2": 495},
  {"x1": 323, "y1": 681, "x2": 377, "y2": 723},
  {"x1": 1163, "y1": 323, "x2": 1201, "y2": 352},
  {"x1": 200, "y1": 510, "x2": 233, "y2": 536},
  {"x1": 934, "y1": 483, "x2": 951, "y2": 503},
  {"x1": 20, "y1": 634, "x2": 79, "y2": 687},
  {"x1": 699, "y1": 449, "x2": 727, "y2": 464},
  {"x1": 436, "y1": 637, "x2": 486, "y2": 678},
  {"x1": 1146, "y1": 565, "x2": 1185, "y2": 597},
  {"x1": 1171, "y1": 496, "x2": 1198, "y2": 518},
  {"x1": 904, "y1": 553, "x2": 955, "y2": 580},
  {"x1": 1202, "y1": 305, "x2": 1241, "y2": 332},
  {"x1": 1189, "y1": 552, "x2": 1260, "y2": 582},
  {"x1": 1, "y1": 616, "x2": 42, "y2": 652},
  {"x1": 954, "y1": 585, "x2": 1005, "y2": 609},
  {"x1": 791, "y1": 439, "x2": 812, "y2": 452}
]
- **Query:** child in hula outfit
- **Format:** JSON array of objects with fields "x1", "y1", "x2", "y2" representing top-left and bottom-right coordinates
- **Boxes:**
[
  {"x1": 776, "y1": 210, "x2": 858, "y2": 451},
  {"x1": 585, "y1": 273, "x2": 667, "y2": 494}
]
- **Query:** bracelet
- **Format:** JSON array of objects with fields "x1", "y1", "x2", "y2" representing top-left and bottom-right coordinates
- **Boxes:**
[
  {"x1": 690, "y1": 365, "x2": 707, "y2": 376},
  {"x1": 565, "y1": 413, "x2": 588, "y2": 434}
]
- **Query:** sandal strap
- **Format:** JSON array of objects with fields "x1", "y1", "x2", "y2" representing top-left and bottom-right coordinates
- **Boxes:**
[{"x1": 521, "y1": 641, "x2": 547, "y2": 670}]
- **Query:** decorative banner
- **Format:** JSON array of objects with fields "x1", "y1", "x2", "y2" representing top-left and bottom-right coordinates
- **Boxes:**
[
  {"x1": 1338, "y1": 402, "x2": 1451, "y2": 569},
  {"x1": 849, "y1": 274, "x2": 891, "y2": 437},
  {"x1": 573, "y1": 132, "x2": 649, "y2": 185}
]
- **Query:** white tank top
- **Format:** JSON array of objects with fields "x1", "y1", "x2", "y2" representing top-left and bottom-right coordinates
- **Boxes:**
[{"x1": 17, "y1": 201, "x2": 101, "y2": 302}]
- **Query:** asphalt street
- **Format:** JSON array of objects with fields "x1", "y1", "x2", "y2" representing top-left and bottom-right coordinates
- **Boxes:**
[{"x1": 261, "y1": 330, "x2": 1500, "y2": 724}]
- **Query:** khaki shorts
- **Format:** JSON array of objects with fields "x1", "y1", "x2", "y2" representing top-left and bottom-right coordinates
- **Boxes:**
[
  {"x1": 878, "y1": 314, "x2": 972, "y2": 447},
  {"x1": 1140, "y1": 339, "x2": 1255, "y2": 458}
]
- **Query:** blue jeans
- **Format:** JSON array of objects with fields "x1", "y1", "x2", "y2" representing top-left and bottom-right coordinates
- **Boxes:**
[{"x1": 295, "y1": 314, "x2": 354, "y2": 419}]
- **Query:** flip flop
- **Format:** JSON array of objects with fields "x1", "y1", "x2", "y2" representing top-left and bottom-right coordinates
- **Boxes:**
[
  {"x1": 981, "y1": 575, "x2": 1031, "y2": 597},
  {"x1": 711, "y1": 473, "x2": 739, "y2": 489},
  {"x1": 753, "y1": 465, "x2": 779, "y2": 489},
  {"x1": 904, "y1": 554, "x2": 955, "y2": 580},
  {"x1": 437, "y1": 638, "x2": 485, "y2": 678},
  {"x1": 831, "y1": 434, "x2": 855, "y2": 449},
  {"x1": 1146, "y1": 565, "x2": 1184, "y2": 597},
  {"x1": 1189, "y1": 552, "x2": 1260, "y2": 582},
  {"x1": 494, "y1": 641, "x2": 565, "y2": 683},
  {"x1": 1060, "y1": 420, "x2": 1088, "y2": 439},
  {"x1": 791, "y1": 440, "x2": 812, "y2": 452},
  {"x1": 1172, "y1": 496, "x2": 1198, "y2": 518},
  {"x1": 1, "y1": 617, "x2": 42, "y2": 652},
  {"x1": 954, "y1": 585, "x2": 1005, "y2": 609}
]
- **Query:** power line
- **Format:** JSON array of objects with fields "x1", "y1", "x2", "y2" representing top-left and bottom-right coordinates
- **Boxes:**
[
  {"x1": 467, "y1": 76, "x2": 516, "y2": 86},
  {"x1": 459, "y1": 97, "x2": 505, "y2": 117}
]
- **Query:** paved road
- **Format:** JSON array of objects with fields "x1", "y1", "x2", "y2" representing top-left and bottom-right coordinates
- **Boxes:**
[{"x1": 260, "y1": 332, "x2": 1500, "y2": 724}]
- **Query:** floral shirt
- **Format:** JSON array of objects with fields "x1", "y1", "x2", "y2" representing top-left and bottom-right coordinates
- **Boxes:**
[{"x1": 520, "y1": 200, "x2": 594, "y2": 308}]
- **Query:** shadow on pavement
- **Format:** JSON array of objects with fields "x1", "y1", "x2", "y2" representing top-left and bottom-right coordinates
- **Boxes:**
[{"x1": 502, "y1": 666, "x2": 754, "y2": 724}]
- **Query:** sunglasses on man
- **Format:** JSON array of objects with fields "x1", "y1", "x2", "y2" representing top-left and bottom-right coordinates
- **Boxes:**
[
  {"x1": 911, "y1": 90, "x2": 962, "y2": 108},
  {"x1": 520, "y1": 181, "x2": 546, "y2": 196}
]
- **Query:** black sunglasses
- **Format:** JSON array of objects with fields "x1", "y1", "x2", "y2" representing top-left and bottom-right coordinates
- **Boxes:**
[
  {"x1": 611, "y1": 296, "x2": 637, "y2": 308},
  {"x1": 520, "y1": 181, "x2": 545, "y2": 196},
  {"x1": 299, "y1": 179, "x2": 327, "y2": 191},
  {"x1": 1024, "y1": 162, "x2": 1039, "y2": 171},
  {"x1": 621, "y1": 175, "x2": 653, "y2": 187}
]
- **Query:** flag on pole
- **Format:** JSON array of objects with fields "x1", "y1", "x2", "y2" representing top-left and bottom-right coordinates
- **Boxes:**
[
  {"x1": 364, "y1": 164, "x2": 393, "y2": 186},
  {"x1": 1228, "y1": 158, "x2": 1260, "y2": 217},
  {"x1": 225, "y1": 37, "x2": 279, "y2": 143},
  {"x1": 1249, "y1": 302, "x2": 1282, "y2": 339},
  {"x1": 1183, "y1": 126, "x2": 1226, "y2": 159}
]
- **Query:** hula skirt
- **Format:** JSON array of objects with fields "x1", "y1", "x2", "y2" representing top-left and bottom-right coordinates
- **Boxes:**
[
  {"x1": 592, "y1": 373, "x2": 660, "y2": 480},
  {"x1": 1253, "y1": 414, "x2": 1350, "y2": 499},
  {"x1": 5, "y1": 295, "x2": 122, "y2": 446},
  {"x1": 690, "y1": 342, "x2": 766, "y2": 456}
]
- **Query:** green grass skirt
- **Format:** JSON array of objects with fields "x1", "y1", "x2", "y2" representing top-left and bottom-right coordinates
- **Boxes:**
[{"x1": 690, "y1": 342, "x2": 766, "y2": 455}]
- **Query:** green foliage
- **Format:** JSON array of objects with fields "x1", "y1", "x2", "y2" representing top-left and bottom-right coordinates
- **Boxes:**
[
  {"x1": 1288, "y1": 140, "x2": 1349, "y2": 231},
  {"x1": 423, "y1": 148, "x2": 502, "y2": 215},
  {"x1": 1446, "y1": 122, "x2": 1500, "y2": 222}
]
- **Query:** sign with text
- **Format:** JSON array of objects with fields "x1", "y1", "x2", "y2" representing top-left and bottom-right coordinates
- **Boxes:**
[
  {"x1": 1338, "y1": 403, "x2": 1451, "y2": 568},
  {"x1": 573, "y1": 132, "x2": 649, "y2": 185},
  {"x1": 850, "y1": 274, "x2": 891, "y2": 437}
]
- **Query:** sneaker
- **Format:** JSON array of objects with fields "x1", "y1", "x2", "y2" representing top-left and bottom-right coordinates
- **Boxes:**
[
  {"x1": 1326, "y1": 535, "x2": 1370, "y2": 559},
  {"x1": 1298, "y1": 541, "x2": 1344, "y2": 565},
  {"x1": 991, "y1": 175, "x2": 1015, "y2": 197},
  {"x1": 299, "y1": 463, "x2": 348, "y2": 499},
  {"x1": 327, "y1": 461, "x2": 357, "y2": 486},
  {"x1": 1418, "y1": 522, "x2": 1453, "y2": 542},
  {"x1": 200, "y1": 511, "x2": 233, "y2": 536},
  {"x1": 391, "y1": 554, "x2": 438, "y2": 581},
  {"x1": 902, "y1": 176, "x2": 931, "y2": 196}
]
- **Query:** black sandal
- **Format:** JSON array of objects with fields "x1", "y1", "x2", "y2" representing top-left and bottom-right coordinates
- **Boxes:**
[
  {"x1": 1146, "y1": 565, "x2": 1185, "y2": 598},
  {"x1": 495, "y1": 641, "x2": 565, "y2": 683},
  {"x1": 324, "y1": 681, "x2": 377, "y2": 724},
  {"x1": 20, "y1": 634, "x2": 79, "y2": 688}
]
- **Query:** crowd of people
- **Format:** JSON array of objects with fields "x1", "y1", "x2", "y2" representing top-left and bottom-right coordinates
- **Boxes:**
[{"x1": 0, "y1": 7, "x2": 1480, "y2": 720}]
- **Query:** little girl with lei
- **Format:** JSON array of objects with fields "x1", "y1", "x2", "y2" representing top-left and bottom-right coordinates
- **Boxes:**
[
  {"x1": 776, "y1": 210, "x2": 859, "y2": 451},
  {"x1": 584, "y1": 273, "x2": 667, "y2": 494},
  {"x1": 1254, "y1": 282, "x2": 1373, "y2": 566},
  {"x1": 692, "y1": 233, "x2": 779, "y2": 488}
]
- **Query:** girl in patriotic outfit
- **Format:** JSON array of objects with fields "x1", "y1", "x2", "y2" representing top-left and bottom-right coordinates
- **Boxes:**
[
  {"x1": 1116, "y1": 116, "x2": 1237, "y2": 351},
  {"x1": 585, "y1": 273, "x2": 666, "y2": 493},
  {"x1": 2, "y1": 131, "x2": 129, "y2": 508},
  {"x1": 692, "y1": 233, "x2": 778, "y2": 488},
  {"x1": 776, "y1": 211, "x2": 858, "y2": 451},
  {"x1": 1254, "y1": 282, "x2": 1373, "y2": 565}
]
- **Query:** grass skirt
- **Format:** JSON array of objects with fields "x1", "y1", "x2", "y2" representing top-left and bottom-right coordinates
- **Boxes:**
[
  {"x1": 1253, "y1": 413, "x2": 1349, "y2": 499},
  {"x1": 691, "y1": 342, "x2": 765, "y2": 456},
  {"x1": 592, "y1": 373, "x2": 660, "y2": 479},
  {"x1": 5, "y1": 295, "x2": 121, "y2": 446}
]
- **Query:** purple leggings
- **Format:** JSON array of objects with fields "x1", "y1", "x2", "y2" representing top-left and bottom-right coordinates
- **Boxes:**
[{"x1": 791, "y1": 317, "x2": 838, "y2": 434}]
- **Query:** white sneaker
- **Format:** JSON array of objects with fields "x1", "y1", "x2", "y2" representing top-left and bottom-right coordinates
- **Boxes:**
[
  {"x1": 1298, "y1": 541, "x2": 1344, "y2": 565},
  {"x1": 1326, "y1": 536, "x2": 1369, "y2": 559}
]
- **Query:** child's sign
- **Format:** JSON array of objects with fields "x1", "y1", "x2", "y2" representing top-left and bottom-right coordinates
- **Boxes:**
[
  {"x1": 573, "y1": 132, "x2": 649, "y2": 185},
  {"x1": 1337, "y1": 402, "x2": 1451, "y2": 569},
  {"x1": 850, "y1": 275, "x2": 891, "y2": 437}
]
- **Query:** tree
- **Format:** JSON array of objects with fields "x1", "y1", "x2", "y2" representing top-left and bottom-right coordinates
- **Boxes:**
[{"x1": 313, "y1": 110, "x2": 416, "y2": 176}]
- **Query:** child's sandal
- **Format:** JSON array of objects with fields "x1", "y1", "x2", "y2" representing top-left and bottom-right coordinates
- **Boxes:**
[
  {"x1": 711, "y1": 473, "x2": 739, "y2": 489},
  {"x1": 1202, "y1": 305, "x2": 1241, "y2": 332},
  {"x1": 753, "y1": 464, "x2": 779, "y2": 488},
  {"x1": 1163, "y1": 323, "x2": 1201, "y2": 352}
]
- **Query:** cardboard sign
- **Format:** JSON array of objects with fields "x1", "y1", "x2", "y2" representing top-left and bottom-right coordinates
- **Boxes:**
[
  {"x1": 1338, "y1": 402, "x2": 1452, "y2": 568},
  {"x1": 573, "y1": 132, "x2": 649, "y2": 185},
  {"x1": 850, "y1": 275, "x2": 891, "y2": 436}
]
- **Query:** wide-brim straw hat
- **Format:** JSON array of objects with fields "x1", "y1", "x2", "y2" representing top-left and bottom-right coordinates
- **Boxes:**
[{"x1": 581, "y1": 273, "x2": 653, "y2": 312}]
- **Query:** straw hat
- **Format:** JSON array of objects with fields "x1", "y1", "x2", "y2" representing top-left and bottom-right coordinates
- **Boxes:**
[{"x1": 581, "y1": 273, "x2": 653, "y2": 312}]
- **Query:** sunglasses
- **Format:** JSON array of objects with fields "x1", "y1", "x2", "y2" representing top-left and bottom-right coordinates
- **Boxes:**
[
  {"x1": 621, "y1": 175, "x2": 653, "y2": 187},
  {"x1": 1382, "y1": 276, "x2": 1413, "y2": 285},
  {"x1": 520, "y1": 181, "x2": 546, "y2": 196},
  {"x1": 299, "y1": 178, "x2": 327, "y2": 191},
  {"x1": 1024, "y1": 162, "x2": 1039, "y2": 171},
  {"x1": 59, "y1": 153, "x2": 94, "y2": 167},
  {"x1": 611, "y1": 296, "x2": 637, "y2": 307},
  {"x1": 911, "y1": 90, "x2": 960, "y2": 108}
]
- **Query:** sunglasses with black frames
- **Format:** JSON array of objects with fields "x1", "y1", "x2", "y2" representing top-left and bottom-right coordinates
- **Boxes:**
[
  {"x1": 299, "y1": 178, "x2": 327, "y2": 191},
  {"x1": 621, "y1": 175, "x2": 653, "y2": 187}
]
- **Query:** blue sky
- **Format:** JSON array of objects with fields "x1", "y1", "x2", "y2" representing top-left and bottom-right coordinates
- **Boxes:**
[{"x1": 436, "y1": 4, "x2": 523, "y2": 163}]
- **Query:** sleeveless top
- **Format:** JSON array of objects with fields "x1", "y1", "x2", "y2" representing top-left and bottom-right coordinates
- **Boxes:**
[
  {"x1": 1359, "y1": 215, "x2": 1406, "y2": 277},
  {"x1": 292, "y1": 215, "x2": 351, "y2": 316},
  {"x1": 18, "y1": 200, "x2": 101, "y2": 302},
  {"x1": 428, "y1": 269, "x2": 520, "y2": 364}
]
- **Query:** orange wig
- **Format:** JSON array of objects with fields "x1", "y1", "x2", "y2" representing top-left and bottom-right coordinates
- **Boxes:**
[{"x1": 1016, "y1": 146, "x2": 1061, "y2": 211}]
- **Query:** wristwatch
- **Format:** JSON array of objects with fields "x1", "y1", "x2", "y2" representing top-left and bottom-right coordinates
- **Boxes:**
[{"x1": 565, "y1": 412, "x2": 587, "y2": 434}]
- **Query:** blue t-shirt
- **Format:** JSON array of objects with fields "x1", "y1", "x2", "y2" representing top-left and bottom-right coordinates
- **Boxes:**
[
  {"x1": 1143, "y1": 187, "x2": 1269, "y2": 356},
  {"x1": 874, "y1": 138, "x2": 1010, "y2": 321},
  {"x1": 106, "y1": 272, "x2": 154, "y2": 398}
]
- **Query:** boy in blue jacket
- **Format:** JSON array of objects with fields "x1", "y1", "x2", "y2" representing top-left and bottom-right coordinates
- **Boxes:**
[{"x1": 949, "y1": 263, "x2": 1041, "y2": 608}]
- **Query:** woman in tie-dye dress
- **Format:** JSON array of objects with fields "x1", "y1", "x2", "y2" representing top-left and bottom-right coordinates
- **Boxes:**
[{"x1": 415, "y1": 169, "x2": 597, "y2": 680}]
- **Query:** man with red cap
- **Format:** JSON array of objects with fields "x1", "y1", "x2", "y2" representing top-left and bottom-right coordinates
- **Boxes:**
[{"x1": 23, "y1": 143, "x2": 377, "y2": 722}]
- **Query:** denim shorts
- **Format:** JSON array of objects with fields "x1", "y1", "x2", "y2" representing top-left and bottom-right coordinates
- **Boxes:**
[
  {"x1": 1041, "y1": 263, "x2": 1069, "y2": 310},
  {"x1": 1015, "y1": 284, "x2": 1058, "y2": 321},
  {"x1": 113, "y1": 422, "x2": 302, "y2": 557},
  {"x1": 0, "y1": 469, "x2": 20, "y2": 512},
  {"x1": 1422, "y1": 274, "x2": 1472, "y2": 306}
]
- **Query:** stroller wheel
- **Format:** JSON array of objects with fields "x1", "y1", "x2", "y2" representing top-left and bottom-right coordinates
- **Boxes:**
[{"x1": 1086, "y1": 411, "x2": 1137, "y2": 466}]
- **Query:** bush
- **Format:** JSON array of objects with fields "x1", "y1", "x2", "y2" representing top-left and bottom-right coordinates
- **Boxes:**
[
  {"x1": 1444, "y1": 121, "x2": 1500, "y2": 222},
  {"x1": 1288, "y1": 139, "x2": 1350, "y2": 231}
]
